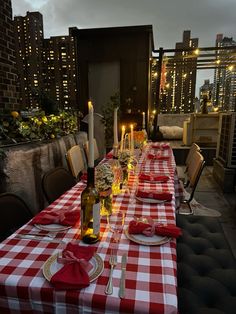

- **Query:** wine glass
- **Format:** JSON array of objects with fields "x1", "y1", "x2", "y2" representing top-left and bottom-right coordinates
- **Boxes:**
[{"x1": 128, "y1": 157, "x2": 141, "y2": 204}]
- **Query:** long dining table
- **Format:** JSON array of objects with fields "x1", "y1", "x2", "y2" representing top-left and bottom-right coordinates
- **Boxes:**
[{"x1": 0, "y1": 143, "x2": 181, "y2": 314}]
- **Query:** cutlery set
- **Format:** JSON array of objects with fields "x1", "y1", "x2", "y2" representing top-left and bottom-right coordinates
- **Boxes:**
[
  {"x1": 15, "y1": 233, "x2": 67, "y2": 244},
  {"x1": 105, "y1": 252, "x2": 127, "y2": 298},
  {"x1": 17, "y1": 232, "x2": 127, "y2": 297}
]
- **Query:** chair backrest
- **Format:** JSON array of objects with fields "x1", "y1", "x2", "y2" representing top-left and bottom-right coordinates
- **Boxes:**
[
  {"x1": 66, "y1": 145, "x2": 85, "y2": 179},
  {"x1": 0, "y1": 192, "x2": 33, "y2": 241},
  {"x1": 185, "y1": 143, "x2": 201, "y2": 168},
  {"x1": 187, "y1": 151, "x2": 205, "y2": 188},
  {"x1": 84, "y1": 138, "x2": 100, "y2": 163},
  {"x1": 42, "y1": 167, "x2": 76, "y2": 204}
]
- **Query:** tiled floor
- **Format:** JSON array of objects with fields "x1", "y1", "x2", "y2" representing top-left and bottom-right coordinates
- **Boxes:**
[{"x1": 184, "y1": 165, "x2": 236, "y2": 258}]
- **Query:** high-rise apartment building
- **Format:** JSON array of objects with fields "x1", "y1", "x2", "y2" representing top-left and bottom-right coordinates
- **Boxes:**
[
  {"x1": 13, "y1": 11, "x2": 44, "y2": 108},
  {"x1": 159, "y1": 30, "x2": 198, "y2": 113},
  {"x1": 213, "y1": 34, "x2": 236, "y2": 111},
  {"x1": 13, "y1": 12, "x2": 78, "y2": 111},
  {"x1": 42, "y1": 28, "x2": 78, "y2": 110},
  {"x1": 0, "y1": 0, "x2": 18, "y2": 111},
  {"x1": 199, "y1": 79, "x2": 214, "y2": 101}
]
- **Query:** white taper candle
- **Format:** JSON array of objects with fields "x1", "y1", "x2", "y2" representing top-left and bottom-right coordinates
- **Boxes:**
[
  {"x1": 142, "y1": 112, "x2": 145, "y2": 129},
  {"x1": 120, "y1": 125, "x2": 125, "y2": 152},
  {"x1": 88, "y1": 101, "x2": 94, "y2": 168},
  {"x1": 130, "y1": 124, "x2": 134, "y2": 154},
  {"x1": 113, "y1": 107, "x2": 118, "y2": 147}
]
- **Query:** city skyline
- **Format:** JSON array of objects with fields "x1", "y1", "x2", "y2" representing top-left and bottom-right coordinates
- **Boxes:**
[{"x1": 11, "y1": 0, "x2": 236, "y2": 94}]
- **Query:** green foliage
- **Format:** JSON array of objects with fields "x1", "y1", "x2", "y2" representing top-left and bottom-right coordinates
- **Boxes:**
[
  {"x1": 0, "y1": 110, "x2": 81, "y2": 143},
  {"x1": 101, "y1": 92, "x2": 120, "y2": 148}
]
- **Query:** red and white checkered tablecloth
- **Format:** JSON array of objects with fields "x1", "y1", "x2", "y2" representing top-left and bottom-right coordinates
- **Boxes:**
[{"x1": 0, "y1": 144, "x2": 180, "y2": 314}]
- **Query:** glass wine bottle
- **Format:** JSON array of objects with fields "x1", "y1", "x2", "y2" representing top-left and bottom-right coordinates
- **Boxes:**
[{"x1": 81, "y1": 167, "x2": 100, "y2": 244}]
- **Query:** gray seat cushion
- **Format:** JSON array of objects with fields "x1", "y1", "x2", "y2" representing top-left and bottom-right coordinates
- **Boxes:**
[{"x1": 176, "y1": 214, "x2": 236, "y2": 314}]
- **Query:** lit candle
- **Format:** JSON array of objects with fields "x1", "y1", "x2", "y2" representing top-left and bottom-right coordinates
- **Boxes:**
[
  {"x1": 130, "y1": 124, "x2": 134, "y2": 155},
  {"x1": 88, "y1": 101, "x2": 94, "y2": 168},
  {"x1": 142, "y1": 112, "x2": 145, "y2": 129},
  {"x1": 113, "y1": 107, "x2": 118, "y2": 147},
  {"x1": 120, "y1": 125, "x2": 125, "y2": 152}
]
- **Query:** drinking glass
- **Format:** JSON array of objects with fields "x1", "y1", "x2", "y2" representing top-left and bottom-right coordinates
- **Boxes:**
[{"x1": 107, "y1": 211, "x2": 125, "y2": 242}]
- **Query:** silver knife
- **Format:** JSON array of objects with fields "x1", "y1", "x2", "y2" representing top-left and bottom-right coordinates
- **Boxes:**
[
  {"x1": 119, "y1": 253, "x2": 127, "y2": 299},
  {"x1": 15, "y1": 234, "x2": 66, "y2": 244}
]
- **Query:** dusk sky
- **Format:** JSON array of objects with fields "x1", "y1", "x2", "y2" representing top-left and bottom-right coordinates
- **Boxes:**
[{"x1": 11, "y1": 0, "x2": 236, "y2": 94}]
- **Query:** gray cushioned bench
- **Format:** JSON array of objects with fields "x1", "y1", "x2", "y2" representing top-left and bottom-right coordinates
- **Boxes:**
[{"x1": 176, "y1": 214, "x2": 236, "y2": 314}]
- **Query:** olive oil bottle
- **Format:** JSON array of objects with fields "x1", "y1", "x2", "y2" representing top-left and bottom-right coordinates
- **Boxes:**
[{"x1": 81, "y1": 167, "x2": 100, "y2": 244}]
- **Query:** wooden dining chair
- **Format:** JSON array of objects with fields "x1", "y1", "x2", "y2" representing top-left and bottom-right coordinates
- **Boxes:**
[
  {"x1": 0, "y1": 192, "x2": 33, "y2": 241},
  {"x1": 84, "y1": 138, "x2": 100, "y2": 165},
  {"x1": 42, "y1": 167, "x2": 77, "y2": 204},
  {"x1": 178, "y1": 151, "x2": 205, "y2": 215},
  {"x1": 177, "y1": 143, "x2": 201, "y2": 187},
  {"x1": 66, "y1": 145, "x2": 86, "y2": 180}
]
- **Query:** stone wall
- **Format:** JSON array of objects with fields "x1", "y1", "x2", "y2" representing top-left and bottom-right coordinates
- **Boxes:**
[
  {"x1": 0, "y1": 0, "x2": 18, "y2": 111},
  {"x1": 0, "y1": 132, "x2": 87, "y2": 215}
]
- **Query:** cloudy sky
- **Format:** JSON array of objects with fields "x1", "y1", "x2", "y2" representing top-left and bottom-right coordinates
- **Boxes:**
[{"x1": 11, "y1": 0, "x2": 236, "y2": 92}]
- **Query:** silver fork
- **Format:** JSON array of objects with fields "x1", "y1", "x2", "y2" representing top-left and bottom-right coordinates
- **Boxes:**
[{"x1": 105, "y1": 251, "x2": 117, "y2": 295}]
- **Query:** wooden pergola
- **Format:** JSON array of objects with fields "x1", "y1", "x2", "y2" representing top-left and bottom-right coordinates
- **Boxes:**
[{"x1": 150, "y1": 45, "x2": 236, "y2": 140}]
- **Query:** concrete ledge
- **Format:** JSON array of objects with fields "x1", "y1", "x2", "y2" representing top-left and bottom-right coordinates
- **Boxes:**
[{"x1": 0, "y1": 132, "x2": 87, "y2": 215}]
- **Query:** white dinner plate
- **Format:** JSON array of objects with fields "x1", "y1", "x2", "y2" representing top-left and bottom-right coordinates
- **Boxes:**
[
  {"x1": 135, "y1": 196, "x2": 170, "y2": 204},
  {"x1": 34, "y1": 224, "x2": 71, "y2": 232},
  {"x1": 43, "y1": 253, "x2": 104, "y2": 282},
  {"x1": 125, "y1": 228, "x2": 170, "y2": 246}
]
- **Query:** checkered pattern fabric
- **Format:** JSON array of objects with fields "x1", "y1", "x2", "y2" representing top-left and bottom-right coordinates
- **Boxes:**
[{"x1": 0, "y1": 144, "x2": 178, "y2": 314}]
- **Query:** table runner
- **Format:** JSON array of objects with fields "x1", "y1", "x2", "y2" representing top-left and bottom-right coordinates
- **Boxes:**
[{"x1": 0, "y1": 144, "x2": 179, "y2": 314}]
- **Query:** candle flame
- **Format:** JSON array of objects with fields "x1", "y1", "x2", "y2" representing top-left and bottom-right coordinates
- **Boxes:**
[
  {"x1": 88, "y1": 101, "x2": 93, "y2": 110},
  {"x1": 122, "y1": 125, "x2": 125, "y2": 131}
]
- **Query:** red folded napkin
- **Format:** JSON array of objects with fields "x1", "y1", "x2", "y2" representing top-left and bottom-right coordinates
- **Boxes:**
[
  {"x1": 80, "y1": 172, "x2": 87, "y2": 181},
  {"x1": 147, "y1": 154, "x2": 169, "y2": 161},
  {"x1": 136, "y1": 189, "x2": 172, "y2": 201},
  {"x1": 161, "y1": 143, "x2": 170, "y2": 149},
  {"x1": 155, "y1": 224, "x2": 182, "y2": 238},
  {"x1": 128, "y1": 218, "x2": 182, "y2": 238},
  {"x1": 50, "y1": 243, "x2": 95, "y2": 290},
  {"x1": 31, "y1": 207, "x2": 80, "y2": 226},
  {"x1": 139, "y1": 173, "x2": 169, "y2": 182},
  {"x1": 106, "y1": 152, "x2": 113, "y2": 159},
  {"x1": 128, "y1": 218, "x2": 155, "y2": 236},
  {"x1": 151, "y1": 143, "x2": 170, "y2": 149}
]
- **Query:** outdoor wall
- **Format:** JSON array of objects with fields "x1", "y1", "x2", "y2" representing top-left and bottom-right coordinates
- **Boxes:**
[
  {"x1": 158, "y1": 113, "x2": 190, "y2": 128},
  {"x1": 0, "y1": 132, "x2": 87, "y2": 215},
  {"x1": 0, "y1": 0, "x2": 18, "y2": 111},
  {"x1": 73, "y1": 25, "x2": 154, "y2": 129}
]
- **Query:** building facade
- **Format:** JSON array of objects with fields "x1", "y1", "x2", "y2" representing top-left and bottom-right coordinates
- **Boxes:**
[
  {"x1": 42, "y1": 28, "x2": 78, "y2": 110},
  {"x1": 0, "y1": 0, "x2": 18, "y2": 111},
  {"x1": 13, "y1": 11, "x2": 44, "y2": 109},
  {"x1": 213, "y1": 34, "x2": 236, "y2": 112},
  {"x1": 13, "y1": 11, "x2": 78, "y2": 111},
  {"x1": 199, "y1": 79, "x2": 214, "y2": 101},
  {"x1": 157, "y1": 31, "x2": 198, "y2": 113},
  {"x1": 73, "y1": 25, "x2": 154, "y2": 129}
]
